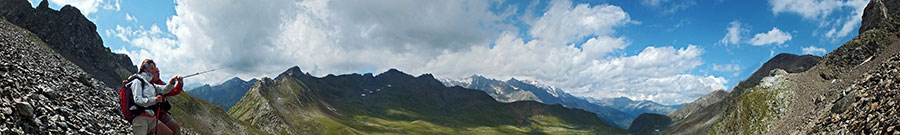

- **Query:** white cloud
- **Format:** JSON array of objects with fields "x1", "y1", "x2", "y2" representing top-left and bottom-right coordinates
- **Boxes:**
[
  {"x1": 802, "y1": 45, "x2": 828, "y2": 55},
  {"x1": 717, "y1": 20, "x2": 748, "y2": 46},
  {"x1": 712, "y1": 64, "x2": 741, "y2": 72},
  {"x1": 769, "y1": 0, "x2": 870, "y2": 39},
  {"x1": 529, "y1": 0, "x2": 630, "y2": 45},
  {"x1": 46, "y1": 0, "x2": 122, "y2": 15},
  {"x1": 117, "y1": 0, "x2": 724, "y2": 105},
  {"x1": 749, "y1": 27, "x2": 792, "y2": 46},
  {"x1": 582, "y1": 36, "x2": 628, "y2": 58},
  {"x1": 770, "y1": 0, "x2": 843, "y2": 19},
  {"x1": 124, "y1": 13, "x2": 137, "y2": 22}
]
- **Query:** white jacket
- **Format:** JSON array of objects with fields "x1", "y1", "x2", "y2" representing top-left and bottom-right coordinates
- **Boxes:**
[{"x1": 128, "y1": 72, "x2": 175, "y2": 115}]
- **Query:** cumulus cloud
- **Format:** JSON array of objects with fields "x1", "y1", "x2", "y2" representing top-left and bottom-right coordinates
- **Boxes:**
[
  {"x1": 749, "y1": 27, "x2": 792, "y2": 46},
  {"x1": 115, "y1": 0, "x2": 725, "y2": 105},
  {"x1": 769, "y1": 0, "x2": 870, "y2": 39},
  {"x1": 717, "y1": 20, "x2": 748, "y2": 46},
  {"x1": 802, "y1": 45, "x2": 828, "y2": 55},
  {"x1": 529, "y1": 0, "x2": 630, "y2": 45}
]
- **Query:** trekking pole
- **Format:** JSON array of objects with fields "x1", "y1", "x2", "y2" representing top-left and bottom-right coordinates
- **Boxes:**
[{"x1": 182, "y1": 66, "x2": 228, "y2": 79}]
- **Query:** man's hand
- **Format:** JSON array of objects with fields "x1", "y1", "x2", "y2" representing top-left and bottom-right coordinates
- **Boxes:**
[
  {"x1": 170, "y1": 76, "x2": 183, "y2": 83},
  {"x1": 155, "y1": 95, "x2": 165, "y2": 103}
]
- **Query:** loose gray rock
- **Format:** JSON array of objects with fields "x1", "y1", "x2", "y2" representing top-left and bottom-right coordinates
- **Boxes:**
[{"x1": 14, "y1": 102, "x2": 32, "y2": 118}]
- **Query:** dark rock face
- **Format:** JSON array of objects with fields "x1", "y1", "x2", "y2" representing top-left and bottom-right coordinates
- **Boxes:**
[
  {"x1": 0, "y1": 0, "x2": 137, "y2": 89},
  {"x1": 628, "y1": 113, "x2": 672, "y2": 135},
  {"x1": 859, "y1": 0, "x2": 900, "y2": 34},
  {"x1": 0, "y1": 18, "x2": 130, "y2": 134}
]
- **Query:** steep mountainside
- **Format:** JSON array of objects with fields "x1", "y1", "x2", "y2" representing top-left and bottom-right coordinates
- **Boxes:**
[
  {"x1": 674, "y1": 0, "x2": 900, "y2": 134},
  {"x1": 188, "y1": 77, "x2": 258, "y2": 111},
  {"x1": 0, "y1": 18, "x2": 129, "y2": 134},
  {"x1": 229, "y1": 67, "x2": 626, "y2": 134},
  {"x1": 441, "y1": 75, "x2": 673, "y2": 128},
  {"x1": 166, "y1": 92, "x2": 266, "y2": 135},
  {"x1": 0, "y1": 0, "x2": 137, "y2": 89},
  {"x1": 665, "y1": 90, "x2": 727, "y2": 122},
  {"x1": 664, "y1": 53, "x2": 821, "y2": 135}
]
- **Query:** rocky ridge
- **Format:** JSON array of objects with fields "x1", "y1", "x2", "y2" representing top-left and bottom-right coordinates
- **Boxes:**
[
  {"x1": 0, "y1": 18, "x2": 129, "y2": 134},
  {"x1": 0, "y1": 0, "x2": 137, "y2": 89}
]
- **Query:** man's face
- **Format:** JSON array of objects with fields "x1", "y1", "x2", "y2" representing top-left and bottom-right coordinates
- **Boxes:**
[{"x1": 147, "y1": 63, "x2": 160, "y2": 80}]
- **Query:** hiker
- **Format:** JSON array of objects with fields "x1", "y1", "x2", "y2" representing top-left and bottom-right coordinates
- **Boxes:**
[{"x1": 128, "y1": 59, "x2": 184, "y2": 135}]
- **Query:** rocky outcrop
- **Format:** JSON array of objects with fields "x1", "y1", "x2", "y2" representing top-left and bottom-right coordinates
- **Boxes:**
[
  {"x1": 0, "y1": 18, "x2": 129, "y2": 134},
  {"x1": 0, "y1": 0, "x2": 137, "y2": 89},
  {"x1": 859, "y1": 0, "x2": 900, "y2": 34}
]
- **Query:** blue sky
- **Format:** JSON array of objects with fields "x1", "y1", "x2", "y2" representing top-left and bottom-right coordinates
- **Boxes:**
[{"x1": 30, "y1": 0, "x2": 867, "y2": 105}]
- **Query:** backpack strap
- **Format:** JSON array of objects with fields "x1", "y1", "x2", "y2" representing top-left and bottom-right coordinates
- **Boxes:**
[{"x1": 126, "y1": 75, "x2": 149, "y2": 88}]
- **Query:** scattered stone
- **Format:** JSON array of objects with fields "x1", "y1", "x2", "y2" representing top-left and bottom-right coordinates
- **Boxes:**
[{"x1": 14, "y1": 102, "x2": 32, "y2": 118}]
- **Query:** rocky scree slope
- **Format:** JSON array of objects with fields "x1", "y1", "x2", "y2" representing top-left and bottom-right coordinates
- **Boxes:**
[
  {"x1": 0, "y1": 0, "x2": 137, "y2": 89},
  {"x1": 810, "y1": 53, "x2": 900, "y2": 134},
  {"x1": 0, "y1": 18, "x2": 129, "y2": 134}
]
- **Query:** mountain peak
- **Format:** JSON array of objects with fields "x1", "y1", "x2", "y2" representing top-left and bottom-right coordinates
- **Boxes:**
[
  {"x1": 37, "y1": 0, "x2": 48, "y2": 9},
  {"x1": 224, "y1": 77, "x2": 246, "y2": 84},
  {"x1": 384, "y1": 68, "x2": 404, "y2": 74},
  {"x1": 376, "y1": 68, "x2": 412, "y2": 78},
  {"x1": 416, "y1": 73, "x2": 436, "y2": 79},
  {"x1": 277, "y1": 66, "x2": 307, "y2": 78}
]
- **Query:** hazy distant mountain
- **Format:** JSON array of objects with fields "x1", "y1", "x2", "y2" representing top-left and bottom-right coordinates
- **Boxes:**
[
  {"x1": 586, "y1": 97, "x2": 682, "y2": 117},
  {"x1": 228, "y1": 67, "x2": 626, "y2": 134},
  {"x1": 188, "y1": 77, "x2": 259, "y2": 111},
  {"x1": 441, "y1": 75, "x2": 680, "y2": 128}
]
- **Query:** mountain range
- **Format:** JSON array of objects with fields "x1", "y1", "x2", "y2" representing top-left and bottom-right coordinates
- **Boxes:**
[
  {"x1": 440, "y1": 75, "x2": 681, "y2": 128},
  {"x1": 187, "y1": 77, "x2": 259, "y2": 111},
  {"x1": 227, "y1": 67, "x2": 625, "y2": 134}
]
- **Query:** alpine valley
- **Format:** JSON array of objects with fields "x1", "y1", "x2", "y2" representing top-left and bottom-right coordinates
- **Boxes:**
[{"x1": 3, "y1": 0, "x2": 900, "y2": 134}]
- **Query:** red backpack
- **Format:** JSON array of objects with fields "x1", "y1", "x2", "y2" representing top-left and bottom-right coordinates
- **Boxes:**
[{"x1": 118, "y1": 76, "x2": 151, "y2": 122}]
